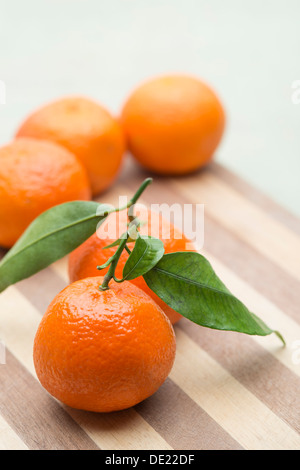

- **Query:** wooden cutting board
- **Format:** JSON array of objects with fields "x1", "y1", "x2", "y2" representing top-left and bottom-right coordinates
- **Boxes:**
[{"x1": 0, "y1": 160, "x2": 299, "y2": 450}]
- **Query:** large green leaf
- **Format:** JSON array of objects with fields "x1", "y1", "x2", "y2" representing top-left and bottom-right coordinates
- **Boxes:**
[
  {"x1": 144, "y1": 252, "x2": 284, "y2": 343},
  {"x1": 123, "y1": 236, "x2": 164, "y2": 280},
  {"x1": 0, "y1": 201, "x2": 111, "y2": 292}
]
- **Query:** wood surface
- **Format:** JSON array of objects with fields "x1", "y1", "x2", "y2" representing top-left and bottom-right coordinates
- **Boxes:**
[{"x1": 0, "y1": 159, "x2": 299, "y2": 450}]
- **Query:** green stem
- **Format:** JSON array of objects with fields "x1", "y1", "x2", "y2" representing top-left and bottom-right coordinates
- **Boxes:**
[
  {"x1": 129, "y1": 177, "x2": 153, "y2": 206},
  {"x1": 98, "y1": 178, "x2": 153, "y2": 291},
  {"x1": 114, "y1": 177, "x2": 153, "y2": 214},
  {"x1": 99, "y1": 236, "x2": 128, "y2": 290},
  {"x1": 124, "y1": 245, "x2": 132, "y2": 255}
]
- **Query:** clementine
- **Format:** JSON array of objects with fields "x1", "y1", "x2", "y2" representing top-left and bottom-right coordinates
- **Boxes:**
[
  {"x1": 121, "y1": 74, "x2": 225, "y2": 174},
  {"x1": 16, "y1": 96, "x2": 126, "y2": 196},
  {"x1": 0, "y1": 138, "x2": 91, "y2": 248},
  {"x1": 33, "y1": 277, "x2": 176, "y2": 412},
  {"x1": 68, "y1": 206, "x2": 195, "y2": 324}
]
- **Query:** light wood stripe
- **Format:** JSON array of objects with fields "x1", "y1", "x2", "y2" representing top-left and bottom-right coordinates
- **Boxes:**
[
  {"x1": 0, "y1": 414, "x2": 28, "y2": 450},
  {"x1": 67, "y1": 408, "x2": 172, "y2": 451},
  {"x1": 171, "y1": 173, "x2": 300, "y2": 282},
  {"x1": 209, "y1": 163, "x2": 300, "y2": 235},
  {"x1": 171, "y1": 328, "x2": 300, "y2": 450},
  {"x1": 51, "y1": 257, "x2": 70, "y2": 283},
  {"x1": 0, "y1": 288, "x2": 39, "y2": 376},
  {"x1": 0, "y1": 286, "x2": 172, "y2": 451}
]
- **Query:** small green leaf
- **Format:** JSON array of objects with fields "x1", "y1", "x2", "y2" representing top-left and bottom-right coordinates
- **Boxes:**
[
  {"x1": 0, "y1": 201, "x2": 111, "y2": 293},
  {"x1": 103, "y1": 235, "x2": 135, "y2": 249},
  {"x1": 122, "y1": 236, "x2": 165, "y2": 281},
  {"x1": 144, "y1": 252, "x2": 284, "y2": 343},
  {"x1": 103, "y1": 238, "x2": 124, "y2": 249}
]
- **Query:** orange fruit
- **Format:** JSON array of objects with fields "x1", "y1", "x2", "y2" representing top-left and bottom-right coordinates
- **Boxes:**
[
  {"x1": 0, "y1": 138, "x2": 91, "y2": 248},
  {"x1": 68, "y1": 205, "x2": 195, "y2": 324},
  {"x1": 16, "y1": 96, "x2": 126, "y2": 196},
  {"x1": 121, "y1": 74, "x2": 225, "y2": 174},
  {"x1": 33, "y1": 277, "x2": 176, "y2": 412}
]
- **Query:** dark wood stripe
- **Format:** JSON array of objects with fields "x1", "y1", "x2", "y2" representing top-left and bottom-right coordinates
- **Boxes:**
[
  {"x1": 0, "y1": 350, "x2": 100, "y2": 450},
  {"x1": 135, "y1": 378, "x2": 243, "y2": 450},
  {"x1": 210, "y1": 162, "x2": 300, "y2": 235},
  {"x1": 178, "y1": 319, "x2": 300, "y2": 434},
  {"x1": 119, "y1": 168, "x2": 300, "y2": 325}
]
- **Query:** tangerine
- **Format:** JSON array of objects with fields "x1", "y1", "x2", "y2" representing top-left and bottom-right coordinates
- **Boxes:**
[
  {"x1": 0, "y1": 138, "x2": 91, "y2": 248},
  {"x1": 16, "y1": 96, "x2": 126, "y2": 196},
  {"x1": 33, "y1": 277, "x2": 176, "y2": 412},
  {"x1": 121, "y1": 74, "x2": 225, "y2": 174}
]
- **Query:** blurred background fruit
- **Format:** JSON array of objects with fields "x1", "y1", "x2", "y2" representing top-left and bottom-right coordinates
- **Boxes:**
[
  {"x1": 1, "y1": 1, "x2": 299, "y2": 216},
  {"x1": 16, "y1": 97, "x2": 126, "y2": 196},
  {"x1": 0, "y1": 138, "x2": 91, "y2": 248},
  {"x1": 68, "y1": 205, "x2": 195, "y2": 324},
  {"x1": 121, "y1": 74, "x2": 225, "y2": 175}
]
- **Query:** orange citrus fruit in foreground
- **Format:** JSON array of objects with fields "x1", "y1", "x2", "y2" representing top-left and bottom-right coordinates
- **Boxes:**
[
  {"x1": 16, "y1": 96, "x2": 126, "y2": 196},
  {"x1": 33, "y1": 277, "x2": 176, "y2": 412},
  {"x1": 121, "y1": 74, "x2": 225, "y2": 174},
  {"x1": 68, "y1": 206, "x2": 195, "y2": 324},
  {"x1": 0, "y1": 138, "x2": 91, "y2": 248}
]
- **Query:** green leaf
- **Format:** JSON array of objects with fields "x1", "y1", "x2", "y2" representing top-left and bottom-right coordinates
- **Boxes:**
[
  {"x1": 103, "y1": 235, "x2": 135, "y2": 249},
  {"x1": 103, "y1": 238, "x2": 124, "y2": 249},
  {"x1": 144, "y1": 252, "x2": 284, "y2": 343},
  {"x1": 0, "y1": 201, "x2": 112, "y2": 293},
  {"x1": 122, "y1": 236, "x2": 165, "y2": 281}
]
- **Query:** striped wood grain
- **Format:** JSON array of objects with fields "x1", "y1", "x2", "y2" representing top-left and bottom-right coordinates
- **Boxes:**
[{"x1": 0, "y1": 162, "x2": 299, "y2": 450}]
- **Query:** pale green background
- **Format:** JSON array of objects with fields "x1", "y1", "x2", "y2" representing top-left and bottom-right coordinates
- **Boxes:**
[{"x1": 0, "y1": 0, "x2": 299, "y2": 216}]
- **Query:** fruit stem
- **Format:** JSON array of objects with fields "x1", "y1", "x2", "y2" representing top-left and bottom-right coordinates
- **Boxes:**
[
  {"x1": 128, "y1": 177, "x2": 153, "y2": 206},
  {"x1": 98, "y1": 178, "x2": 153, "y2": 291},
  {"x1": 124, "y1": 245, "x2": 132, "y2": 255},
  {"x1": 114, "y1": 177, "x2": 153, "y2": 214},
  {"x1": 99, "y1": 236, "x2": 129, "y2": 290}
]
